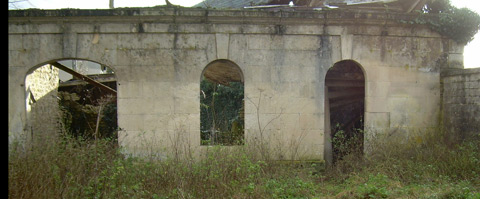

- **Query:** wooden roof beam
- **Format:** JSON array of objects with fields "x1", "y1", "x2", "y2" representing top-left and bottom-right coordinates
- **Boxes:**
[{"x1": 51, "y1": 62, "x2": 117, "y2": 95}]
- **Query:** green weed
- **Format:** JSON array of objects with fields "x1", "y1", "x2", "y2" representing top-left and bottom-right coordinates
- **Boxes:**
[{"x1": 8, "y1": 129, "x2": 480, "y2": 198}]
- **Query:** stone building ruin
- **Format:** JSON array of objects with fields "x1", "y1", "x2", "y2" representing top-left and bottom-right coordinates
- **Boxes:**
[{"x1": 8, "y1": 0, "x2": 480, "y2": 163}]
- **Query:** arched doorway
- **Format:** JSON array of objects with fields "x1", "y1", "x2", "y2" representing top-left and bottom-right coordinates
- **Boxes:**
[
  {"x1": 200, "y1": 59, "x2": 244, "y2": 145},
  {"x1": 25, "y1": 59, "x2": 117, "y2": 142},
  {"x1": 324, "y1": 60, "x2": 365, "y2": 164}
]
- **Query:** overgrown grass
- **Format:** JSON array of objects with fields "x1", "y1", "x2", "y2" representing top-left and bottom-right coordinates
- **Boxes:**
[{"x1": 8, "y1": 131, "x2": 480, "y2": 198}]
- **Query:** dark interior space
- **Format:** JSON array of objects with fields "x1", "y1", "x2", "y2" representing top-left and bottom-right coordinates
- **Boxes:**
[{"x1": 325, "y1": 60, "x2": 365, "y2": 163}]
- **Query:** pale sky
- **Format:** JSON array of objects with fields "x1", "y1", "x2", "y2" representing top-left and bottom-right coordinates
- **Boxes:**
[{"x1": 9, "y1": 0, "x2": 480, "y2": 68}]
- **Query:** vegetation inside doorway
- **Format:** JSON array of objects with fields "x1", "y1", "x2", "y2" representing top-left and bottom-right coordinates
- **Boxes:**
[
  {"x1": 25, "y1": 60, "x2": 118, "y2": 143},
  {"x1": 325, "y1": 60, "x2": 365, "y2": 164},
  {"x1": 34, "y1": 60, "x2": 118, "y2": 142},
  {"x1": 55, "y1": 60, "x2": 118, "y2": 141},
  {"x1": 58, "y1": 84, "x2": 117, "y2": 141},
  {"x1": 200, "y1": 60, "x2": 245, "y2": 146}
]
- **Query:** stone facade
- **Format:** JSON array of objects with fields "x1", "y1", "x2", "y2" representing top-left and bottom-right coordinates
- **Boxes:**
[
  {"x1": 441, "y1": 68, "x2": 480, "y2": 141},
  {"x1": 8, "y1": 7, "x2": 467, "y2": 160}
]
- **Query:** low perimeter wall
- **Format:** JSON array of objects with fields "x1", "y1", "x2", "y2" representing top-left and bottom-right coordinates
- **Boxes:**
[{"x1": 441, "y1": 68, "x2": 480, "y2": 141}]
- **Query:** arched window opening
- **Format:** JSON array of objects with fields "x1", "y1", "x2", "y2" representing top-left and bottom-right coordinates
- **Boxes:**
[
  {"x1": 25, "y1": 59, "x2": 117, "y2": 142},
  {"x1": 325, "y1": 60, "x2": 365, "y2": 164},
  {"x1": 200, "y1": 60, "x2": 244, "y2": 146}
]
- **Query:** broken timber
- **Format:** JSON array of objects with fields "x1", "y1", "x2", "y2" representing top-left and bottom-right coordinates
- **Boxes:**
[{"x1": 51, "y1": 62, "x2": 117, "y2": 95}]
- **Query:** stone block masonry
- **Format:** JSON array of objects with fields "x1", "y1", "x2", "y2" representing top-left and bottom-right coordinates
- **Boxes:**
[
  {"x1": 24, "y1": 64, "x2": 61, "y2": 142},
  {"x1": 441, "y1": 68, "x2": 480, "y2": 141},
  {"x1": 8, "y1": 7, "x2": 473, "y2": 161}
]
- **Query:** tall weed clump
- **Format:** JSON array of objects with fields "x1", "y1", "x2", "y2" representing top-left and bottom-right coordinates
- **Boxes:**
[
  {"x1": 326, "y1": 128, "x2": 480, "y2": 189},
  {"x1": 322, "y1": 129, "x2": 480, "y2": 198},
  {"x1": 8, "y1": 133, "x2": 319, "y2": 199},
  {"x1": 8, "y1": 135, "x2": 121, "y2": 198},
  {"x1": 9, "y1": 126, "x2": 479, "y2": 198},
  {"x1": 371, "y1": 130, "x2": 479, "y2": 184}
]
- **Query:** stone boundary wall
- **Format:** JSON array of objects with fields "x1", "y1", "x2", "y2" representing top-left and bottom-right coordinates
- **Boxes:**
[{"x1": 441, "y1": 68, "x2": 480, "y2": 141}]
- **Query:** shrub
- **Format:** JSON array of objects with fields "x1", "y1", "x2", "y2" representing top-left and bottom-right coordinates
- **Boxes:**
[{"x1": 404, "y1": 0, "x2": 480, "y2": 44}]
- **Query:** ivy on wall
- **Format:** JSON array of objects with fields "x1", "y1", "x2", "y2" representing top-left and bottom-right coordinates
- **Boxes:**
[{"x1": 426, "y1": 7, "x2": 480, "y2": 44}]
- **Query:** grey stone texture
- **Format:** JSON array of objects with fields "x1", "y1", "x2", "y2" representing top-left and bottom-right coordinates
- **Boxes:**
[
  {"x1": 441, "y1": 68, "x2": 480, "y2": 141},
  {"x1": 8, "y1": 7, "x2": 474, "y2": 160}
]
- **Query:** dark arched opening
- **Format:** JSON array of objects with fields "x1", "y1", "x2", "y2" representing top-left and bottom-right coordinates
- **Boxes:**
[
  {"x1": 324, "y1": 60, "x2": 365, "y2": 164},
  {"x1": 200, "y1": 59, "x2": 244, "y2": 145}
]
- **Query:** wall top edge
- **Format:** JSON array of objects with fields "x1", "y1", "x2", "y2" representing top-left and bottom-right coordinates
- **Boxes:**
[
  {"x1": 8, "y1": 7, "x2": 432, "y2": 26},
  {"x1": 441, "y1": 68, "x2": 480, "y2": 77}
]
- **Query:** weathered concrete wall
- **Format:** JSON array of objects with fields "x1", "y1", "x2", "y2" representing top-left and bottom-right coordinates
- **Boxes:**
[
  {"x1": 8, "y1": 7, "x2": 462, "y2": 160},
  {"x1": 441, "y1": 68, "x2": 480, "y2": 141},
  {"x1": 355, "y1": 35, "x2": 447, "y2": 141}
]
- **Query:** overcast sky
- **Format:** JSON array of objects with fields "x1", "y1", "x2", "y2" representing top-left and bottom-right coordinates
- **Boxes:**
[{"x1": 9, "y1": 0, "x2": 480, "y2": 68}]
